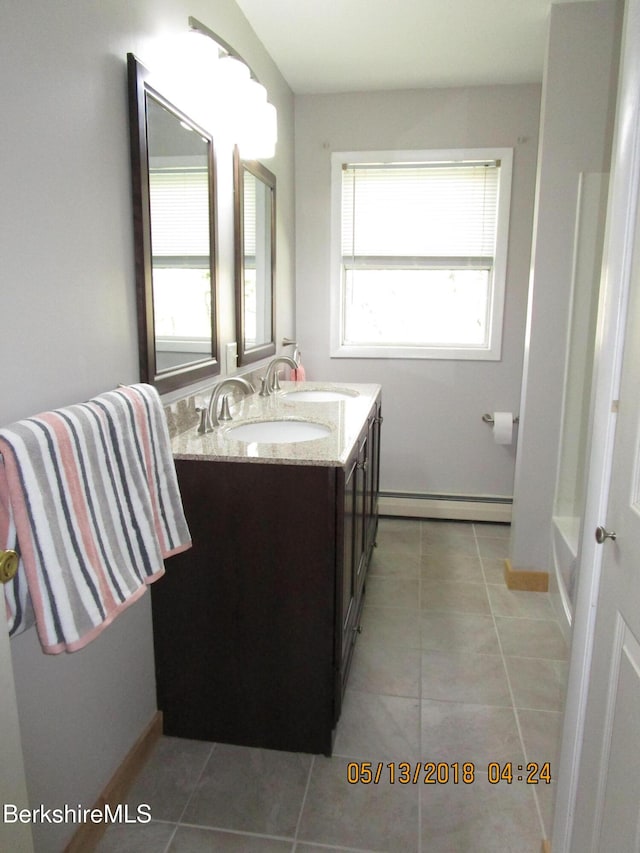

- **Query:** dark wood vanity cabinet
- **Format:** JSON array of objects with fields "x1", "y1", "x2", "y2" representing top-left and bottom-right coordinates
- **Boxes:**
[
  {"x1": 338, "y1": 402, "x2": 382, "y2": 697},
  {"x1": 151, "y1": 398, "x2": 381, "y2": 755}
]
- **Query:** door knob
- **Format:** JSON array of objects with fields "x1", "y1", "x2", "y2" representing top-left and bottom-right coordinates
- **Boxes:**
[
  {"x1": 595, "y1": 526, "x2": 617, "y2": 544},
  {"x1": 0, "y1": 550, "x2": 19, "y2": 584}
]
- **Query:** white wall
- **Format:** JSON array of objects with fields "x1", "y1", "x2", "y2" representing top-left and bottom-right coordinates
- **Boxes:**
[
  {"x1": 294, "y1": 85, "x2": 540, "y2": 502},
  {"x1": 511, "y1": 0, "x2": 621, "y2": 574},
  {"x1": 0, "y1": 1, "x2": 294, "y2": 850}
]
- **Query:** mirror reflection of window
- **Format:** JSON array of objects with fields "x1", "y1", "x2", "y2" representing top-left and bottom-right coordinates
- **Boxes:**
[
  {"x1": 243, "y1": 171, "x2": 272, "y2": 349},
  {"x1": 234, "y1": 148, "x2": 276, "y2": 366},
  {"x1": 146, "y1": 96, "x2": 213, "y2": 373}
]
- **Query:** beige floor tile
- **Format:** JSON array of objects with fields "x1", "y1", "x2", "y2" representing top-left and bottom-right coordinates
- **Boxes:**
[
  {"x1": 474, "y1": 522, "x2": 511, "y2": 539},
  {"x1": 421, "y1": 650, "x2": 512, "y2": 706},
  {"x1": 365, "y1": 575, "x2": 421, "y2": 609},
  {"x1": 496, "y1": 617, "x2": 569, "y2": 660},
  {"x1": 517, "y1": 708, "x2": 563, "y2": 769},
  {"x1": 482, "y1": 558, "x2": 507, "y2": 585},
  {"x1": 476, "y1": 537, "x2": 510, "y2": 561},
  {"x1": 421, "y1": 520, "x2": 476, "y2": 547},
  {"x1": 96, "y1": 821, "x2": 177, "y2": 853},
  {"x1": 505, "y1": 657, "x2": 569, "y2": 712},
  {"x1": 349, "y1": 640, "x2": 421, "y2": 698},
  {"x1": 374, "y1": 519, "x2": 421, "y2": 556},
  {"x1": 378, "y1": 516, "x2": 423, "y2": 542},
  {"x1": 421, "y1": 700, "x2": 525, "y2": 766},
  {"x1": 123, "y1": 736, "x2": 213, "y2": 822},
  {"x1": 422, "y1": 537, "x2": 479, "y2": 558},
  {"x1": 488, "y1": 584, "x2": 555, "y2": 619},
  {"x1": 421, "y1": 579, "x2": 491, "y2": 614},
  {"x1": 369, "y1": 548, "x2": 421, "y2": 577},
  {"x1": 170, "y1": 826, "x2": 293, "y2": 851},
  {"x1": 333, "y1": 689, "x2": 420, "y2": 759},
  {"x1": 421, "y1": 551, "x2": 484, "y2": 582},
  {"x1": 420, "y1": 777, "x2": 541, "y2": 852},
  {"x1": 181, "y1": 744, "x2": 311, "y2": 836},
  {"x1": 420, "y1": 611, "x2": 500, "y2": 655},
  {"x1": 298, "y1": 754, "x2": 419, "y2": 851},
  {"x1": 361, "y1": 604, "x2": 421, "y2": 648}
]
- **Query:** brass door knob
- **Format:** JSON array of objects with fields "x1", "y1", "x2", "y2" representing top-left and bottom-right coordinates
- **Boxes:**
[{"x1": 0, "y1": 550, "x2": 19, "y2": 584}]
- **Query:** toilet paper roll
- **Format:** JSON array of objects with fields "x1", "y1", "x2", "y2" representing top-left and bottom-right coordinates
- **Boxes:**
[{"x1": 493, "y1": 412, "x2": 513, "y2": 445}]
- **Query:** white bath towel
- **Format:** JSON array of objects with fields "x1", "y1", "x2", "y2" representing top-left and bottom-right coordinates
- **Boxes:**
[{"x1": 0, "y1": 384, "x2": 191, "y2": 653}]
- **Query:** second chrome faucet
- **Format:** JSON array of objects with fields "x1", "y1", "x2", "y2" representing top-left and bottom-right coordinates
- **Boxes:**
[{"x1": 260, "y1": 356, "x2": 299, "y2": 396}]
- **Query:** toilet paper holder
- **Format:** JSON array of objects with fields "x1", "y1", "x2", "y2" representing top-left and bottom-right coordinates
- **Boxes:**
[{"x1": 482, "y1": 413, "x2": 519, "y2": 425}]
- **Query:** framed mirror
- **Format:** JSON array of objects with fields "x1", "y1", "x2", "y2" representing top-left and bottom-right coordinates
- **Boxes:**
[
  {"x1": 127, "y1": 53, "x2": 220, "y2": 394},
  {"x1": 234, "y1": 148, "x2": 276, "y2": 365}
]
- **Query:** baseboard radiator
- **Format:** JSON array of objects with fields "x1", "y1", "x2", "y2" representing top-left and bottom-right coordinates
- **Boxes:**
[{"x1": 379, "y1": 491, "x2": 512, "y2": 524}]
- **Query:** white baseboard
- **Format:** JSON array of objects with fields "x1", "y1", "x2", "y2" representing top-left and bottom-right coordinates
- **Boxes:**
[{"x1": 379, "y1": 492, "x2": 512, "y2": 523}]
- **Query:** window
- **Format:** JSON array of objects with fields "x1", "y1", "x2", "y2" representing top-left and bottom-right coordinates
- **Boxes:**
[{"x1": 330, "y1": 149, "x2": 513, "y2": 359}]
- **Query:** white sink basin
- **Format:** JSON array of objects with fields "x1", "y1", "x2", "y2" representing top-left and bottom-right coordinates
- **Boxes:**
[
  {"x1": 225, "y1": 420, "x2": 331, "y2": 443},
  {"x1": 281, "y1": 389, "x2": 357, "y2": 402}
]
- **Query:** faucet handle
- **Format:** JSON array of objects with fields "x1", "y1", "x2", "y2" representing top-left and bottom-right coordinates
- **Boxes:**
[
  {"x1": 259, "y1": 376, "x2": 270, "y2": 397},
  {"x1": 218, "y1": 394, "x2": 233, "y2": 422},
  {"x1": 271, "y1": 369, "x2": 283, "y2": 392},
  {"x1": 196, "y1": 407, "x2": 211, "y2": 434}
]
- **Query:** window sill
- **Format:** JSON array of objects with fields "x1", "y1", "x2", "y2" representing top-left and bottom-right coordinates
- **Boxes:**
[{"x1": 330, "y1": 343, "x2": 502, "y2": 361}]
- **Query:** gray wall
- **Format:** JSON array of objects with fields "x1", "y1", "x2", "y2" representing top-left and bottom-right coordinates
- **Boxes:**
[
  {"x1": 511, "y1": 0, "x2": 621, "y2": 574},
  {"x1": 0, "y1": 1, "x2": 294, "y2": 850},
  {"x1": 294, "y1": 85, "x2": 540, "y2": 500}
]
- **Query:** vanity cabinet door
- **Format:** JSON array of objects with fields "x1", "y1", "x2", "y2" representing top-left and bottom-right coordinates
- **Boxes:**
[
  {"x1": 339, "y1": 447, "x2": 359, "y2": 697},
  {"x1": 354, "y1": 428, "x2": 368, "y2": 598},
  {"x1": 337, "y1": 403, "x2": 382, "y2": 701},
  {"x1": 365, "y1": 401, "x2": 382, "y2": 555}
]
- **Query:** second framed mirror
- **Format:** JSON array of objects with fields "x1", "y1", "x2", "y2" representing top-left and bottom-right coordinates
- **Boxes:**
[{"x1": 234, "y1": 148, "x2": 276, "y2": 365}]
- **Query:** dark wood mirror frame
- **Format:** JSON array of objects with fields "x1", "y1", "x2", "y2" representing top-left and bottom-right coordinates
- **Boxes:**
[
  {"x1": 233, "y1": 147, "x2": 276, "y2": 366},
  {"x1": 127, "y1": 53, "x2": 220, "y2": 394}
]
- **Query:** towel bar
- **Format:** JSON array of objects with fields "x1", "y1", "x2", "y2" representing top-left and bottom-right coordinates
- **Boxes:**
[{"x1": 0, "y1": 549, "x2": 19, "y2": 584}]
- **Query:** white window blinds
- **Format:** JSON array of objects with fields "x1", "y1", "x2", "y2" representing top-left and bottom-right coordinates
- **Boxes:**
[
  {"x1": 341, "y1": 161, "x2": 500, "y2": 261},
  {"x1": 149, "y1": 169, "x2": 210, "y2": 257}
]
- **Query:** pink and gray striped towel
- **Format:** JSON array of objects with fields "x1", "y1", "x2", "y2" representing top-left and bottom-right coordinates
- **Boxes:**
[{"x1": 0, "y1": 384, "x2": 191, "y2": 654}]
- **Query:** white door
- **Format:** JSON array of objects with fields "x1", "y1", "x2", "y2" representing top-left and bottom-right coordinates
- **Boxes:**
[
  {"x1": 570, "y1": 208, "x2": 640, "y2": 852},
  {"x1": 561, "y1": 0, "x2": 640, "y2": 847}
]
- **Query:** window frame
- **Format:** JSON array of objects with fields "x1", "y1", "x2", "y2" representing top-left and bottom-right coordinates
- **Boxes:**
[{"x1": 330, "y1": 148, "x2": 513, "y2": 360}]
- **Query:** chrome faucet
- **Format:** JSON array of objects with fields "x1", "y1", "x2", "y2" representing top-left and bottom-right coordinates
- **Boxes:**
[
  {"x1": 260, "y1": 356, "x2": 299, "y2": 396},
  {"x1": 204, "y1": 377, "x2": 254, "y2": 430}
]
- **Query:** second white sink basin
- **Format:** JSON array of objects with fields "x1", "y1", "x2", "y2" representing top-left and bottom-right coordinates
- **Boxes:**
[
  {"x1": 281, "y1": 389, "x2": 357, "y2": 402},
  {"x1": 225, "y1": 420, "x2": 331, "y2": 443}
]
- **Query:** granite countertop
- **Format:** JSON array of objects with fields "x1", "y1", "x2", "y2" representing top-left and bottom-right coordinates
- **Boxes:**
[{"x1": 168, "y1": 381, "x2": 381, "y2": 467}]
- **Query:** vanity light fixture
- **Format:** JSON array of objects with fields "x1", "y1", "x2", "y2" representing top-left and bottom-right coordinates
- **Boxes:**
[{"x1": 187, "y1": 16, "x2": 278, "y2": 159}]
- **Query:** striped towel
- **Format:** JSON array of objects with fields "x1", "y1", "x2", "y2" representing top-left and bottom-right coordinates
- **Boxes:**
[{"x1": 0, "y1": 384, "x2": 191, "y2": 654}]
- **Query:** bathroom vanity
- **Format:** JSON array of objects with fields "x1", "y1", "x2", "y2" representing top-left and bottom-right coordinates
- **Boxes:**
[{"x1": 151, "y1": 382, "x2": 382, "y2": 755}]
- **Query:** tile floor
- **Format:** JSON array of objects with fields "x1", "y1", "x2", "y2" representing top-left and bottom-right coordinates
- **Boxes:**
[{"x1": 97, "y1": 518, "x2": 568, "y2": 853}]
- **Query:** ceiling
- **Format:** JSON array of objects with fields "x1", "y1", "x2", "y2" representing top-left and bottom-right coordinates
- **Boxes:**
[{"x1": 234, "y1": 0, "x2": 597, "y2": 94}]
